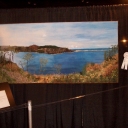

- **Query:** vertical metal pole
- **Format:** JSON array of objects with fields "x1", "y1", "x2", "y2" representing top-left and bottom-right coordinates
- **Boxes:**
[{"x1": 28, "y1": 100, "x2": 32, "y2": 128}]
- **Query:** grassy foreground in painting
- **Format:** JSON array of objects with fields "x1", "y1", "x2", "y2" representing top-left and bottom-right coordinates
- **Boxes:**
[{"x1": 0, "y1": 54, "x2": 118, "y2": 83}]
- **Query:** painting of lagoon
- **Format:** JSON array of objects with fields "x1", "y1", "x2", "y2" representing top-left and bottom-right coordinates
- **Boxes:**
[{"x1": 0, "y1": 21, "x2": 118, "y2": 83}]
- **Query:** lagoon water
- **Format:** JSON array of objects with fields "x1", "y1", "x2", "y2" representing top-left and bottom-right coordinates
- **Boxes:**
[{"x1": 13, "y1": 49, "x2": 108, "y2": 75}]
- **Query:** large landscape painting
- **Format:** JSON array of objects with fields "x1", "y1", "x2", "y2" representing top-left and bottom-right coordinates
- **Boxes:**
[{"x1": 0, "y1": 21, "x2": 118, "y2": 83}]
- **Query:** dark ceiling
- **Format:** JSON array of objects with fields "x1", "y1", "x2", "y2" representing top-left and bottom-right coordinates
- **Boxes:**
[{"x1": 0, "y1": 0, "x2": 128, "y2": 8}]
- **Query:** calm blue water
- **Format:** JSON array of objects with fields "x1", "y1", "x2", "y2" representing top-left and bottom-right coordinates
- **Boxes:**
[{"x1": 13, "y1": 49, "x2": 107, "y2": 75}]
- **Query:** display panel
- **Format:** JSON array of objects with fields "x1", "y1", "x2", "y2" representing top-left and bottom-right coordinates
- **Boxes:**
[
  {"x1": 0, "y1": 21, "x2": 118, "y2": 83},
  {"x1": 0, "y1": 82, "x2": 15, "y2": 108}
]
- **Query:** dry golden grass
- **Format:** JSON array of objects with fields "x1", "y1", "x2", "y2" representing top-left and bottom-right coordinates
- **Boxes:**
[
  {"x1": 84, "y1": 54, "x2": 118, "y2": 82},
  {"x1": 0, "y1": 54, "x2": 118, "y2": 83}
]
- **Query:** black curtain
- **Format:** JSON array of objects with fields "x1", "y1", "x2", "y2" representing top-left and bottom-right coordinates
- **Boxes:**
[{"x1": 0, "y1": 4, "x2": 128, "y2": 128}]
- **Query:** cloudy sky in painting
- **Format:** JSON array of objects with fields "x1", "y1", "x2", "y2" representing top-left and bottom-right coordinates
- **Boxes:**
[{"x1": 0, "y1": 21, "x2": 118, "y2": 49}]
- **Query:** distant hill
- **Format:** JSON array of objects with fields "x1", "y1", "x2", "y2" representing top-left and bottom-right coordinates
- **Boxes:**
[
  {"x1": 37, "y1": 45, "x2": 73, "y2": 54},
  {"x1": 0, "y1": 45, "x2": 73, "y2": 54}
]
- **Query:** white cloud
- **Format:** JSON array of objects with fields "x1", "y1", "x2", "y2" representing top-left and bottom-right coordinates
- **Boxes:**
[{"x1": 0, "y1": 22, "x2": 118, "y2": 49}]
